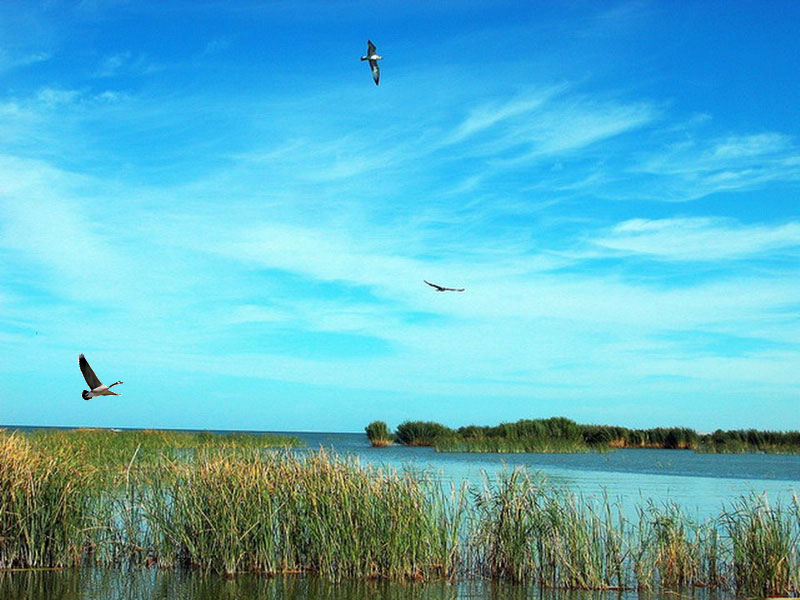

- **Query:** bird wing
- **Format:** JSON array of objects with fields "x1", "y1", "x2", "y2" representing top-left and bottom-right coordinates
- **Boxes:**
[
  {"x1": 79, "y1": 354, "x2": 103, "y2": 389},
  {"x1": 424, "y1": 280, "x2": 445, "y2": 291},
  {"x1": 367, "y1": 40, "x2": 376, "y2": 55},
  {"x1": 370, "y1": 60, "x2": 380, "y2": 85}
]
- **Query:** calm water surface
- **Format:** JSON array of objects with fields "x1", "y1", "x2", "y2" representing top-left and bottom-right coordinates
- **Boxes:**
[
  {"x1": 0, "y1": 569, "x2": 700, "y2": 600},
  {"x1": 290, "y1": 431, "x2": 800, "y2": 519}
]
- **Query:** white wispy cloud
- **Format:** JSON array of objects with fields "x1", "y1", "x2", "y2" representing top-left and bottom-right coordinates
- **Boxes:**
[
  {"x1": 444, "y1": 91, "x2": 659, "y2": 163},
  {"x1": 95, "y1": 51, "x2": 162, "y2": 78},
  {"x1": 630, "y1": 132, "x2": 800, "y2": 201},
  {"x1": 0, "y1": 48, "x2": 50, "y2": 72},
  {"x1": 36, "y1": 87, "x2": 83, "y2": 106},
  {"x1": 446, "y1": 85, "x2": 569, "y2": 144},
  {"x1": 590, "y1": 217, "x2": 800, "y2": 261}
]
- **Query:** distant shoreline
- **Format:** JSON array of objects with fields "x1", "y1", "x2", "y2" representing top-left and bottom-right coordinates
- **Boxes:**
[{"x1": 366, "y1": 417, "x2": 800, "y2": 454}]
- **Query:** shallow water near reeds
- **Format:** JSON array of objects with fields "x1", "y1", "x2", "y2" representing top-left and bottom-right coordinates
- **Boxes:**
[
  {"x1": 0, "y1": 568, "x2": 718, "y2": 600},
  {"x1": 290, "y1": 431, "x2": 800, "y2": 519}
]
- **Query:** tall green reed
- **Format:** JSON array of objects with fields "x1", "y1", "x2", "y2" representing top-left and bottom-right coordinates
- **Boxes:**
[
  {"x1": 723, "y1": 493, "x2": 800, "y2": 597},
  {"x1": 470, "y1": 470, "x2": 626, "y2": 589},
  {"x1": 141, "y1": 450, "x2": 466, "y2": 579},
  {"x1": 0, "y1": 434, "x2": 96, "y2": 568}
]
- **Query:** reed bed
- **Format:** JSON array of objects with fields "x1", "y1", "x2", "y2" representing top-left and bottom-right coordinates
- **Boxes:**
[
  {"x1": 2, "y1": 430, "x2": 799, "y2": 597},
  {"x1": 471, "y1": 471, "x2": 627, "y2": 589},
  {"x1": 364, "y1": 421, "x2": 393, "y2": 447},
  {"x1": 723, "y1": 493, "x2": 800, "y2": 596},
  {"x1": 20, "y1": 428, "x2": 301, "y2": 466},
  {"x1": 381, "y1": 418, "x2": 800, "y2": 454},
  {"x1": 436, "y1": 437, "x2": 595, "y2": 454},
  {"x1": 141, "y1": 450, "x2": 466, "y2": 579},
  {"x1": 0, "y1": 434, "x2": 96, "y2": 569}
]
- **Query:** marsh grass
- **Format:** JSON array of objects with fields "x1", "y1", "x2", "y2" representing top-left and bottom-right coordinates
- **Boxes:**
[
  {"x1": 20, "y1": 428, "x2": 300, "y2": 470},
  {"x1": 364, "y1": 421, "x2": 393, "y2": 447},
  {"x1": 470, "y1": 471, "x2": 626, "y2": 589},
  {"x1": 385, "y1": 418, "x2": 800, "y2": 454},
  {"x1": 141, "y1": 450, "x2": 465, "y2": 579},
  {"x1": 641, "y1": 501, "x2": 723, "y2": 589},
  {"x1": 0, "y1": 434, "x2": 96, "y2": 569},
  {"x1": 2, "y1": 430, "x2": 800, "y2": 595},
  {"x1": 436, "y1": 438, "x2": 596, "y2": 454},
  {"x1": 723, "y1": 493, "x2": 800, "y2": 597}
]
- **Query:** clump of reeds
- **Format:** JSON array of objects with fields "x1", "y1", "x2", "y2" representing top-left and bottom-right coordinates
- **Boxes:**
[
  {"x1": 141, "y1": 450, "x2": 467, "y2": 579},
  {"x1": 723, "y1": 493, "x2": 800, "y2": 597},
  {"x1": 0, "y1": 433, "x2": 97, "y2": 569},
  {"x1": 470, "y1": 469, "x2": 627, "y2": 589},
  {"x1": 364, "y1": 421, "x2": 393, "y2": 447},
  {"x1": 639, "y1": 501, "x2": 722, "y2": 589},
  {"x1": 393, "y1": 422, "x2": 455, "y2": 446}
]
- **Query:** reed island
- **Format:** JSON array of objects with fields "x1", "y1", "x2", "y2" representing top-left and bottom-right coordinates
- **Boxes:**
[{"x1": 365, "y1": 416, "x2": 800, "y2": 454}]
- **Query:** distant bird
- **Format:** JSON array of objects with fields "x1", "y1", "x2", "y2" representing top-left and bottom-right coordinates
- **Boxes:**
[
  {"x1": 79, "y1": 353, "x2": 123, "y2": 401},
  {"x1": 424, "y1": 280, "x2": 465, "y2": 293},
  {"x1": 361, "y1": 40, "x2": 382, "y2": 85}
]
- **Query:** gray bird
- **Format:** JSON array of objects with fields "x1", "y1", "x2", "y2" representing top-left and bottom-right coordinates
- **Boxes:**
[
  {"x1": 79, "y1": 353, "x2": 123, "y2": 400},
  {"x1": 424, "y1": 280, "x2": 465, "y2": 292},
  {"x1": 361, "y1": 40, "x2": 382, "y2": 85}
]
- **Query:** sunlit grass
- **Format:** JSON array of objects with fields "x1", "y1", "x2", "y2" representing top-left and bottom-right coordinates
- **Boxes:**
[
  {"x1": 1, "y1": 429, "x2": 799, "y2": 595},
  {"x1": 0, "y1": 434, "x2": 95, "y2": 569},
  {"x1": 143, "y1": 450, "x2": 466, "y2": 579}
]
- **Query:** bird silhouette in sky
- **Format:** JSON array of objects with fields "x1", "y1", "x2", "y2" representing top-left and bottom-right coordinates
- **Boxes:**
[
  {"x1": 361, "y1": 40, "x2": 382, "y2": 85},
  {"x1": 424, "y1": 280, "x2": 465, "y2": 292}
]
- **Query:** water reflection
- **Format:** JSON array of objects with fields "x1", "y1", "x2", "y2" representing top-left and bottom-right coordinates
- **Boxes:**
[{"x1": 2, "y1": 569, "x2": 720, "y2": 600}]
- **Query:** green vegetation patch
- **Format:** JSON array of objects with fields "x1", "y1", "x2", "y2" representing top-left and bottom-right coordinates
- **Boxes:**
[
  {"x1": 376, "y1": 418, "x2": 800, "y2": 454},
  {"x1": 364, "y1": 420, "x2": 393, "y2": 446},
  {"x1": 1, "y1": 432, "x2": 799, "y2": 595}
]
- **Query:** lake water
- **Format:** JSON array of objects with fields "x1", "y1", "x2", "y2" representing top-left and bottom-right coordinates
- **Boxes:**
[
  {"x1": 291, "y1": 431, "x2": 800, "y2": 520},
  {"x1": 0, "y1": 569, "x2": 647, "y2": 600},
  {"x1": 3, "y1": 428, "x2": 799, "y2": 599}
]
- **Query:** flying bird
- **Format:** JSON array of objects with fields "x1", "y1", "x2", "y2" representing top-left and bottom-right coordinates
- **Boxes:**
[
  {"x1": 79, "y1": 353, "x2": 123, "y2": 401},
  {"x1": 361, "y1": 40, "x2": 382, "y2": 85},
  {"x1": 424, "y1": 280, "x2": 465, "y2": 293}
]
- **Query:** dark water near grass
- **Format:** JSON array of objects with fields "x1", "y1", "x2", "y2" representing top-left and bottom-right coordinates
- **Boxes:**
[
  {"x1": 4, "y1": 427, "x2": 799, "y2": 599},
  {"x1": 0, "y1": 568, "x2": 682, "y2": 600}
]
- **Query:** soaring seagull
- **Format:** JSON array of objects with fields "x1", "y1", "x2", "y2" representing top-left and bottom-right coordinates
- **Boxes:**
[
  {"x1": 79, "y1": 353, "x2": 123, "y2": 401},
  {"x1": 424, "y1": 280, "x2": 465, "y2": 293},
  {"x1": 361, "y1": 40, "x2": 382, "y2": 85}
]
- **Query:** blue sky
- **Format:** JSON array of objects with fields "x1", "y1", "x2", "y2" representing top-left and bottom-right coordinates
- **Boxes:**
[{"x1": 1, "y1": 1, "x2": 799, "y2": 433}]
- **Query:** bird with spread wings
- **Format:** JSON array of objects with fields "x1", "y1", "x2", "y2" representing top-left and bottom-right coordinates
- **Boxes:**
[
  {"x1": 424, "y1": 280, "x2": 465, "y2": 292},
  {"x1": 79, "y1": 354, "x2": 124, "y2": 401},
  {"x1": 360, "y1": 40, "x2": 383, "y2": 85}
]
